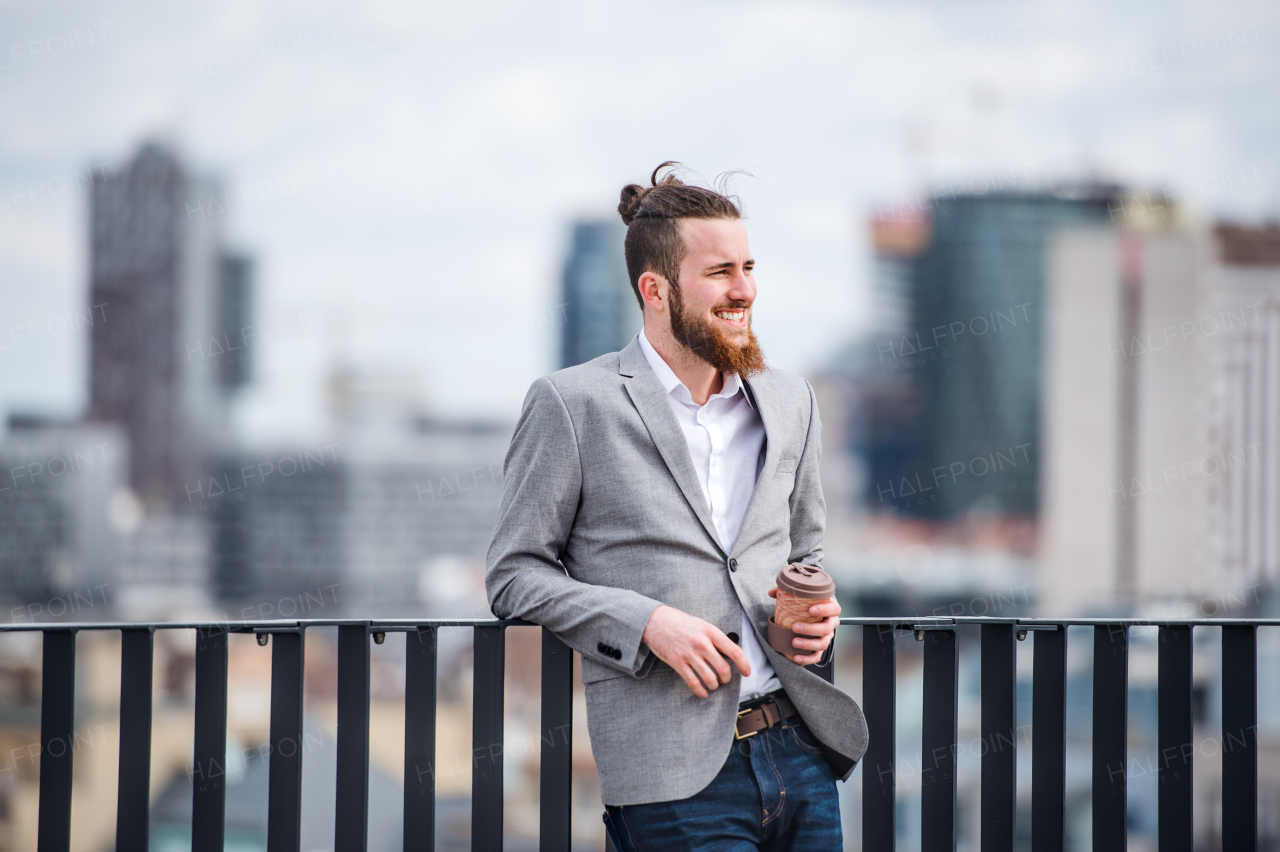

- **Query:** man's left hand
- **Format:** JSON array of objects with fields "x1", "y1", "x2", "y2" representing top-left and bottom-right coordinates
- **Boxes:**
[{"x1": 767, "y1": 588, "x2": 840, "y2": 665}]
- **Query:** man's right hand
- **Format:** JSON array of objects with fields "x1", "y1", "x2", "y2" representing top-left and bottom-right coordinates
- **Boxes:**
[{"x1": 640, "y1": 604, "x2": 751, "y2": 698}]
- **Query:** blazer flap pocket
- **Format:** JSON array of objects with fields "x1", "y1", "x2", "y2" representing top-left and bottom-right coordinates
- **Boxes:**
[{"x1": 776, "y1": 457, "x2": 799, "y2": 474}]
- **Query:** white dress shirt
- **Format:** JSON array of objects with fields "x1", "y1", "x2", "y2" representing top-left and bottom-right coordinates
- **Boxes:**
[{"x1": 637, "y1": 330, "x2": 783, "y2": 701}]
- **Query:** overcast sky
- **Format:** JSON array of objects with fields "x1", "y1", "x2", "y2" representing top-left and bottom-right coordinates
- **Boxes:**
[{"x1": 1, "y1": 0, "x2": 1276, "y2": 443}]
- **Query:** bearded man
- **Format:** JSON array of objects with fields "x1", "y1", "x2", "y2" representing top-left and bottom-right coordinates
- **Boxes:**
[{"x1": 486, "y1": 163, "x2": 867, "y2": 851}]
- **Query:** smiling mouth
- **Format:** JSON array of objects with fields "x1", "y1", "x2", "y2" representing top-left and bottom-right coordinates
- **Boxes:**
[{"x1": 714, "y1": 309, "x2": 747, "y2": 323}]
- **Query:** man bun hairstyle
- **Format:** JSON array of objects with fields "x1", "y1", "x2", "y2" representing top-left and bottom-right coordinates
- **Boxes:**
[{"x1": 618, "y1": 162, "x2": 742, "y2": 308}]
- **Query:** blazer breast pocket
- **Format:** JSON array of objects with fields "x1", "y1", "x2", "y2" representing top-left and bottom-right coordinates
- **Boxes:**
[{"x1": 776, "y1": 457, "x2": 798, "y2": 475}]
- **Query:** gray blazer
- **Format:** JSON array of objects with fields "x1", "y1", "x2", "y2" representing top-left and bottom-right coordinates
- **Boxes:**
[{"x1": 485, "y1": 336, "x2": 868, "y2": 805}]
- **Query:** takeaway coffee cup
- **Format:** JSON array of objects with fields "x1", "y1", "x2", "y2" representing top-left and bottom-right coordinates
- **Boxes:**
[{"x1": 767, "y1": 563, "x2": 836, "y2": 661}]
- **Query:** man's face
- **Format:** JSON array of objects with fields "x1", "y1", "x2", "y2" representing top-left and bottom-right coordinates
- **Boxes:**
[{"x1": 667, "y1": 217, "x2": 767, "y2": 377}]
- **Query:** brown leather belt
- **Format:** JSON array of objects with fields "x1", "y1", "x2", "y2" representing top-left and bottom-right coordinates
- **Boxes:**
[{"x1": 735, "y1": 692, "x2": 798, "y2": 740}]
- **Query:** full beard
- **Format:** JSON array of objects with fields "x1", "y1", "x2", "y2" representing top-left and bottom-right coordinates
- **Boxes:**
[{"x1": 668, "y1": 280, "x2": 767, "y2": 379}]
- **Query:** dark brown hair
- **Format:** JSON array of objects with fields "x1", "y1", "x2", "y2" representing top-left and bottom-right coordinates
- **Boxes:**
[{"x1": 618, "y1": 162, "x2": 741, "y2": 308}]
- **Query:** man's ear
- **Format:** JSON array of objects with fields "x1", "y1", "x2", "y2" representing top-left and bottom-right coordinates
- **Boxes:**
[{"x1": 637, "y1": 270, "x2": 667, "y2": 314}]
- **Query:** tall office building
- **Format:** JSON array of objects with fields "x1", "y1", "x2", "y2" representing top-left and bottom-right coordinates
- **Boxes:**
[
  {"x1": 911, "y1": 190, "x2": 1118, "y2": 518},
  {"x1": 560, "y1": 220, "x2": 640, "y2": 368},
  {"x1": 848, "y1": 210, "x2": 931, "y2": 513},
  {"x1": 815, "y1": 209, "x2": 933, "y2": 517},
  {"x1": 1203, "y1": 225, "x2": 1280, "y2": 589},
  {"x1": 216, "y1": 251, "x2": 254, "y2": 390},
  {"x1": 1039, "y1": 220, "x2": 1279, "y2": 611},
  {"x1": 88, "y1": 143, "x2": 252, "y2": 503}
]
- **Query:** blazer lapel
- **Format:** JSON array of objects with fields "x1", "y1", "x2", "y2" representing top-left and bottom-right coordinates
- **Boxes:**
[
  {"x1": 619, "y1": 339, "x2": 725, "y2": 554},
  {"x1": 731, "y1": 370, "x2": 780, "y2": 559}
]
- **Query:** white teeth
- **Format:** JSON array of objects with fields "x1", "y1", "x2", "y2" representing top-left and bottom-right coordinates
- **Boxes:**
[{"x1": 715, "y1": 311, "x2": 745, "y2": 321}]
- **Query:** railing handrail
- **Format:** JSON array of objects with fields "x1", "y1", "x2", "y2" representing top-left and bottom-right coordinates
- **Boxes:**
[
  {"x1": 4, "y1": 613, "x2": 1280, "y2": 632},
  {"x1": 0, "y1": 617, "x2": 534, "y2": 632}
]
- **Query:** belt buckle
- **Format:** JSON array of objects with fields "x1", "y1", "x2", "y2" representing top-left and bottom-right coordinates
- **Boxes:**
[{"x1": 735, "y1": 707, "x2": 759, "y2": 740}]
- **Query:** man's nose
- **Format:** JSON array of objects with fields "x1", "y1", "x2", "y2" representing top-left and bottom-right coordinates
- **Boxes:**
[{"x1": 726, "y1": 271, "x2": 755, "y2": 301}]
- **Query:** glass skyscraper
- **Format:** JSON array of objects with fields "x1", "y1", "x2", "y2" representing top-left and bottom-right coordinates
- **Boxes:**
[
  {"x1": 560, "y1": 220, "x2": 640, "y2": 368},
  {"x1": 909, "y1": 190, "x2": 1118, "y2": 518}
]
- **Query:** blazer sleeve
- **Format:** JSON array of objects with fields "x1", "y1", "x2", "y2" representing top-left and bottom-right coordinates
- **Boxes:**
[{"x1": 485, "y1": 376, "x2": 663, "y2": 676}]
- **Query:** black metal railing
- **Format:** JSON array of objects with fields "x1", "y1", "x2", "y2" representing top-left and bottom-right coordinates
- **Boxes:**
[
  {"x1": 856, "y1": 617, "x2": 1265, "y2": 852},
  {"x1": 2, "y1": 615, "x2": 1271, "y2": 852}
]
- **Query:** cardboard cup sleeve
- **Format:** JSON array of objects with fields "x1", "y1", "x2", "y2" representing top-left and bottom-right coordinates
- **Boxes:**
[{"x1": 767, "y1": 563, "x2": 836, "y2": 661}]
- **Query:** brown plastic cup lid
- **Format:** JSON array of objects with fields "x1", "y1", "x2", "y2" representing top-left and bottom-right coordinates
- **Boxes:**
[{"x1": 776, "y1": 563, "x2": 835, "y2": 598}]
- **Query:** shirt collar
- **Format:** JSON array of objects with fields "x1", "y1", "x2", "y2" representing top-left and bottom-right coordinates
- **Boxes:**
[{"x1": 636, "y1": 331, "x2": 754, "y2": 409}]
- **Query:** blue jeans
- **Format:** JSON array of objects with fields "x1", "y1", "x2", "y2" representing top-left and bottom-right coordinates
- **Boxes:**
[{"x1": 603, "y1": 718, "x2": 842, "y2": 851}]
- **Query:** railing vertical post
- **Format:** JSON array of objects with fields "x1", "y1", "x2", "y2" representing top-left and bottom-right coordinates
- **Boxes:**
[
  {"x1": 473, "y1": 625, "x2": 505, "y2": 852},
  {"x1": 336, "y1": 624, "x2": 372, "y2": 852},
  {"x1": 861, "y1": 624, "x2": 896, "y2": 852},
  {"x1": 1032, "y1": 627, "x2": 1067, "y2": 852},
  {"x1": 807, "y1": 642, "x2": 836, "y2": 684},
  {"x1": 1221, "y1": 624, "x2": 1257, "y2": 852},
  {"x1": 193, "y1": 624, "x2": 229, "y2": 852},
  {"x1": 1157, "y1": 625, "x2": 1193, "y2": 852},
  {"x1": 116, "y1": 628, "x2": 154, "y2": 852},
  {"x1": 268, "y1": 629, "x2": 306, "y2": 852},
  {"x1": 539, "y1": 628, "x2": 573, "y2": 852},
  {"x1": 921, "y1": 628, "x2": 957, "y2": 852},
  {"x1": 1092, "y1": 624, "x2": 1128, "y2": 852},
  {"x1": 981, "y1": 624, "x2": 1016, "y2": 852},
  {"x1": 405, "y1": 626, "x2": 438, "y2": 852},
  {"x1": 37, "y1": 629, "x2": 76, "y2": 852}
]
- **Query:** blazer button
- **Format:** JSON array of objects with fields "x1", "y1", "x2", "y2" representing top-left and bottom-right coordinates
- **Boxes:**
[
  {"x1": 597, "y1": 642, "x2": 606, "y2": 654},
  {"x1": 727, "y1": 632, "x2": 740, "y2": 644},
  {"x1": 612, "y1": 648, "x2": 622, "y2": 660},
  {"x1": 728, "y1": 558, "x2": 738, "y2": 572}
]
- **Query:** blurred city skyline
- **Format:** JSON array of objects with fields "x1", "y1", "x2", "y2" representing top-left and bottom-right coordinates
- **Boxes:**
[
  {"x1": 2, "y1": 0, "x2": 1278, "y2": 445},
  {"x1": 1, "y1": 4, "x2": 1279, "y2": 850}
]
